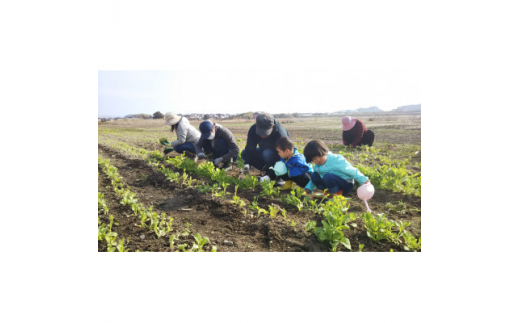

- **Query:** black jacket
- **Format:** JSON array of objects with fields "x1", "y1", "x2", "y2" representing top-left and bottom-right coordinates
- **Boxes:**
[{"x1": 244, "y1": 119, "x2": 290, "y2": 153}]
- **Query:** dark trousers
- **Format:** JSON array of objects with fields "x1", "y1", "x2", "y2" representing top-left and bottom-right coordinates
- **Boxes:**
[
  {"x1": 311, "y1": 172, "x2": 354, "y2": 194},
  {"x1": 343, "y1": 129, "x2": 375, "y2": 147},
  {"x1": 241, "y1": 147, "x2": 278, "y2": 171},
  {"x1": 174, "y1": 142, "x2": 196, "y2": 154},
  {"x1": 267, "y1": 170, "x2": 312, "y2": 188}
]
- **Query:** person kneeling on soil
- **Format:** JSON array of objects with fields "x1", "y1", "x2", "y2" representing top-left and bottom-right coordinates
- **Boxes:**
[
  {"x1": 241, "y1": 113, "x2": 290, "y2": 177},
  {"x1": 342, "y1": 116, "x2": 375, "y2": 148},
  {"x1": 162, "y1": 112, "x2": 201, "y2": 158},
  {"x1": 259, "y1": 136, "x2": 313, "y2": 190},
  {"x1": 195, "y1": 120, "x2": 239, "y2": 168},
  {"x1": 303, "y1": 140, "x2": 370, "y2": 198}
]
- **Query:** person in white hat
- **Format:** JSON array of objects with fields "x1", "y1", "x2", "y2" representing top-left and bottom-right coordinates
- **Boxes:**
[
  {"x1": 162, "y1": 112, "x2": 201, "y2": 157},
  {"x1": 341, "y1": 116, "x2": 375, "y2": 148}
]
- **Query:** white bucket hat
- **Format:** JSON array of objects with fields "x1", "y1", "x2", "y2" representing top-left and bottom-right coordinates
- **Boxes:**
[{"x1": 164, "y1": 112, "x2": 182, "y2": 125}]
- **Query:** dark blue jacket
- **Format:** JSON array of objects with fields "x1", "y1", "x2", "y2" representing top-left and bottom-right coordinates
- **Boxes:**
[{"x1": 281, "y1": 149, "x2": 313, "y2": 178}]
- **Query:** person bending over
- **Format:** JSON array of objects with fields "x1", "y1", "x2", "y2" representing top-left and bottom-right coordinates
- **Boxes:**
[
  {"x1": 163, "y1": 112, "x2": 201, "y2": 157},
  {"x1": 241, "y1": 113, "x2": 290, "y2": 172},
  {"x1": 195, "y1": 120, "x2": 239, "y2": 168},
  {"x1": 303, "y1": 140, "x2": 370, "y2": 198},
  {"x1": 342, "y1": 116, "x2": 375, "y2": 148}
]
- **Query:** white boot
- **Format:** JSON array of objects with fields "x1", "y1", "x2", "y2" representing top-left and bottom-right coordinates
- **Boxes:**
[{"x1": 258, "y1": 175, "x2": 270, "y2": 182}]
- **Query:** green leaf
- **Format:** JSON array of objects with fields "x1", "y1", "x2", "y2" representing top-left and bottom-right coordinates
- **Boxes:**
[
  {"x1": 316, "y1": 229, "x2": 327, "y2": 242},
  {"x1": 340, "y1": 237, "x2": 352, "y2": 250}
]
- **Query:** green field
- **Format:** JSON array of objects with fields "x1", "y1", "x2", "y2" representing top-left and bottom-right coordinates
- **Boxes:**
[{"x1": 98, "y1": 114, "x2": 421, "y2": 252}]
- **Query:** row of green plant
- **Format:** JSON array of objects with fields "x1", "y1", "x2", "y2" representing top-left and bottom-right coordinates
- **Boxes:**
[
  {"x1": 100, "y1": 141, "x2": 421, "y2": 251},
  {"x1": 105, "y1": 144, "x2": 364, "y2": 248},
  {"x1": 337, "y1": 143, "x2": 420, "y2": 170},
  {"x1": 98, "y1": 157, "x2": 215, "y2": 252},
  {"x1": 100, "y1": 142, "x2": 288, "y2": 221},
  {"x1": 303, "y1": 195, "x2": 421, "y2": 252},
  {"x1": 98, "y1": 192, "x2": 109, "y2": 215},
  {"x1": 98, "y1": 215, "x2": 129, "y2": 252},
  {"x1": 356, "y1": 164, "x2": 421, "y2": 196},
  {"x1": 161, "y1": 153, "x2": 330, "y2": 217},
  {"x1": 385, "y1": 201, "x2": 421, "y2": 215},
  {"x1": 97, "y1": 188, "x2": 129, "y2": 252},
  {"x1": 158, "y1": 157, "x2": 294, "y2": 223},
  {"x1": 360, "y1": 212, "x2": 421, "y2": 251}
]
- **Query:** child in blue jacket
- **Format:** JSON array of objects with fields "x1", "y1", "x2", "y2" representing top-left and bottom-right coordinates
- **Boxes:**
[
  {"x1": 303, "y1": 140, "x2": 370, "y2": 197},
  {"x1": 262, "y1": 136, "x2": 313, "y2": 190}
]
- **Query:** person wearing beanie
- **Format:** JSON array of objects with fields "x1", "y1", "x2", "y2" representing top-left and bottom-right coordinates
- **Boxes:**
[
  {"x1": 341, "y1": 116, "x2": 375, "y2": 148},
  {"x1": 162, "y1": 112, "x2": 201, "y2": 157},
  {"x1": 195, "y1": 120, "x2": 239, "y2": 167},
  {"x1": 241, "y1": 113, "x2": 290, "y2": 179}
]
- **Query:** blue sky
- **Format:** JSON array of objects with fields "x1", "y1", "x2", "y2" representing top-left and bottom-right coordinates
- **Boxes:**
[
  {"x1": 98, "y1": 69, "x2": 420, "y2": 117},
  {"x1": 98, "y1": 71, "x2": 176, "y2": 117}
]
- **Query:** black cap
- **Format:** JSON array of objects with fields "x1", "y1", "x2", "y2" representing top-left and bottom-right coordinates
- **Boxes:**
[{"x1": 255, "y1": 113, "x2": 275, "y2": 136}]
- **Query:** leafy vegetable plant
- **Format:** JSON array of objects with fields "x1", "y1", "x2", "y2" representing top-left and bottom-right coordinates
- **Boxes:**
[
  {"x1": 403, "y1": 231, "x2": 421, "y2": 251},
  {"x1": 311, "y1": 196, "x2": 354, "y2": 251},
  {"x1": 98, "y1": 192, "x2": 109, "y2": 215},
  {"x1": 260, "y1": 179, "x2": 279, "y2": 197},
  {"x1": 360, "y1": 212, "x2": 396, "y2": 243}
]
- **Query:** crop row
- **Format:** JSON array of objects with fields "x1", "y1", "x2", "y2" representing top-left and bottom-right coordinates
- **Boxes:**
[
  {"x1": 101, "y1": 133, "x2": 421, "y2": 198},
  {"x1": 98, "y1": 190, "x2": 128, "y2": 252},
  {"x1": 98, "y1": 157, "x2": 216, "y2": 252},
  {"x1": 100, "y1": 142, "x2": 421, "y2": 251}
]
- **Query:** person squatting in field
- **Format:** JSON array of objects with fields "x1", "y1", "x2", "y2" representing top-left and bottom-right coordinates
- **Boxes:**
[
  {"x1": 341, "y1": 116, "x2": 375, "y2": 148},
  {"x1": 242, "y1": 113, "x2": 290, "y2": 173},
  {"x1": 303, "y1": 140, "x2": 370, "y2": 198},
  {"x1": 195, "y1": 120, "x2": 240, "y2": 168},
  {"x1": 163, "y1": 112, "x2": 201, "y2": 157},
  {"x1": 260, "y1": 136, "x2": 313, "y2": 190}
]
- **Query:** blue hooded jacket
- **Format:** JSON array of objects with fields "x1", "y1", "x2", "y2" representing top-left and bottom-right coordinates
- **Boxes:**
[{"x1": 281, "y1": 149, "x2": 313, "y2": 178}]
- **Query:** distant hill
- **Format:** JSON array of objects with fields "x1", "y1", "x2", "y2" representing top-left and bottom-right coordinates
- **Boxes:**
[
  {"x1": 333, "y1": 106, "x2": 384, "y2": 114},
  {"x1": 391, "y1": 104, "x2": 421, "y2": 112},
  {"x1": 124, "y1": 113, "x2": 152, "y2": 119},
  {"x1": 99, "y1": 114, "x2": 122, "y2": 119}
]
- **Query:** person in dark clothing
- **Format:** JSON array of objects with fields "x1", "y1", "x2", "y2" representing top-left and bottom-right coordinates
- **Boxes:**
[
  {"x1": 342, "y1": 116, "x2": 375, "y2": 148},
  {"x1": 241, "y1": 113, "x2": 290, "y2": 172},
  {"x1": 195, "y1": 120, "x2": 240, "y2": 167}
]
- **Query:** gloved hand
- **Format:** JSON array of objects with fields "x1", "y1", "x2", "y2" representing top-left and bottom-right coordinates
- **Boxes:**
[
  {"x1": 159, "y1": 138, "x2": 170, "y2": 146},
  {"x1": 213, "y1": 157, "x2": 223, "y2": 167},
  {"x1": 163, "y1": 147, "x2": 174, "y2": 155},
  {"x1": 198, "y1": 152, "x2": 207, "y2": 159}
]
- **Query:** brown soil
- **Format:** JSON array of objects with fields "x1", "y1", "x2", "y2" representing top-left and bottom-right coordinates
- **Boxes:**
[{"x1": 98, "y1": 143, "x2": 420, "y2": 252}]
